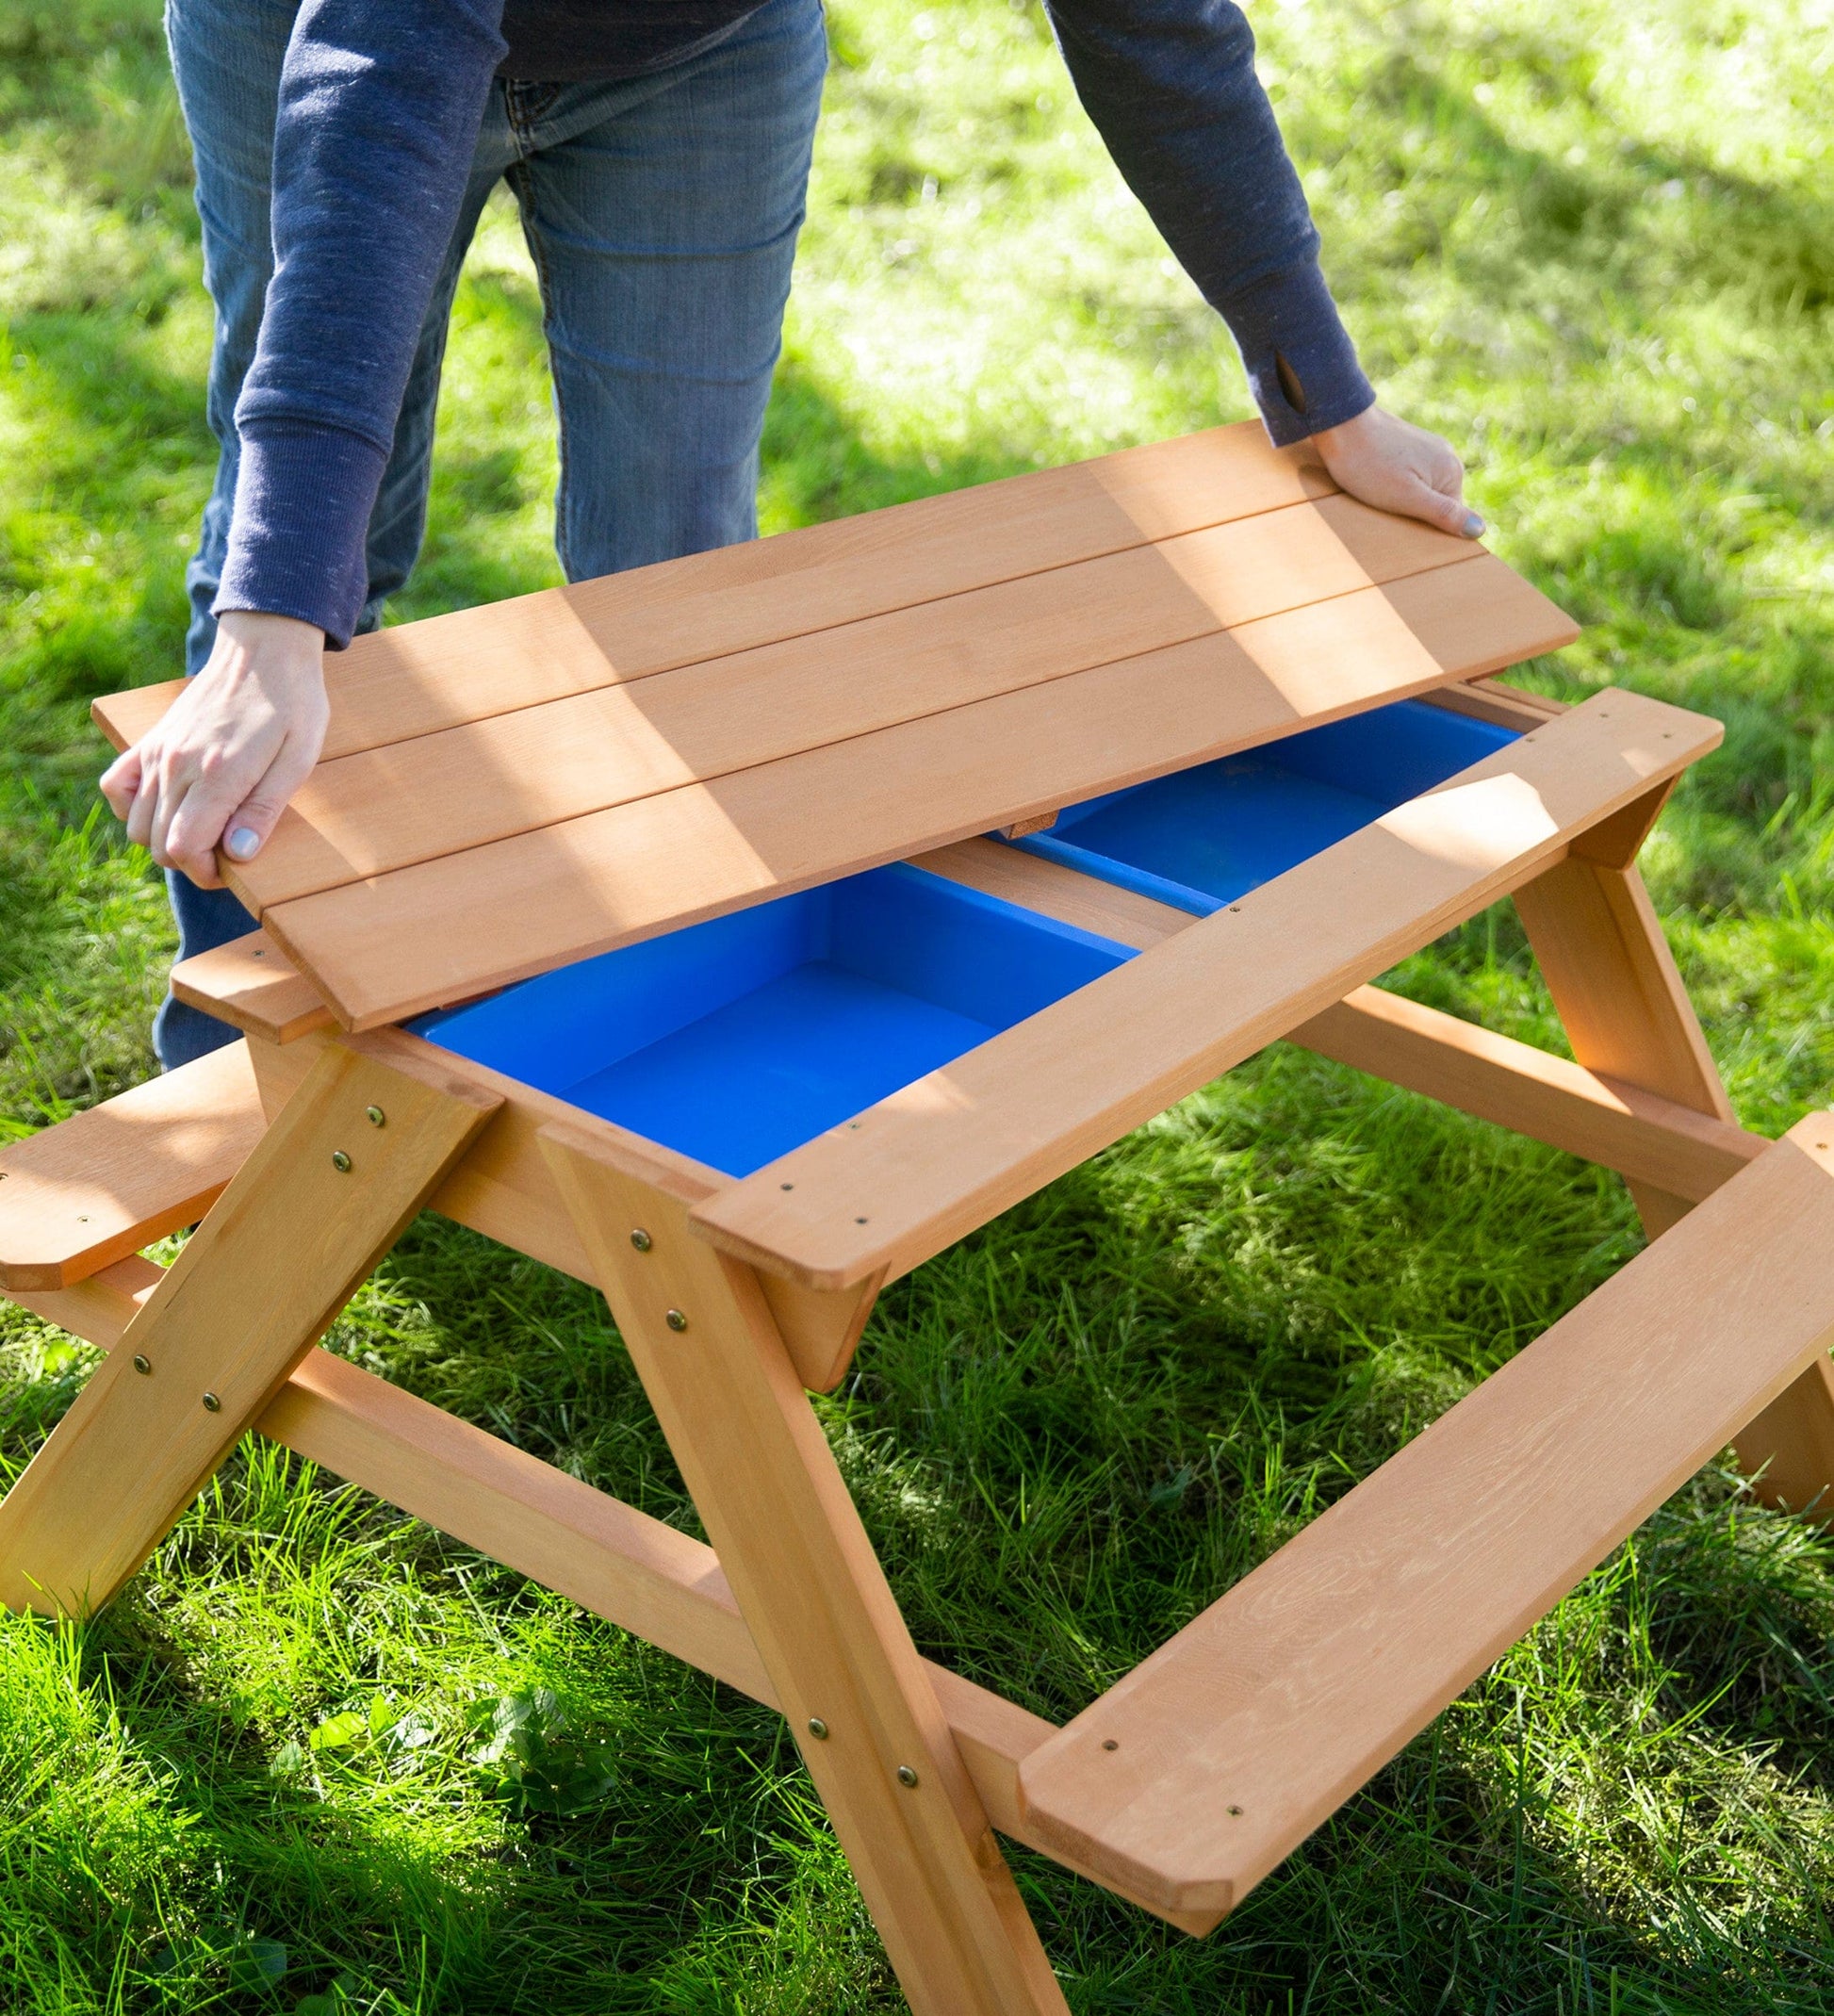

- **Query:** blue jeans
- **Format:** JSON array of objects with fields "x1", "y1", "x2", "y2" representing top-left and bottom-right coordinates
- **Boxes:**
[{"x1": 156, "y1": 0, "x2": 827, "y2": 1066}]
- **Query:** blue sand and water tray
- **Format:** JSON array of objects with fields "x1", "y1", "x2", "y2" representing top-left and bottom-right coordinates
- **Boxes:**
[
  {"x1": 1008, "y1": 696, "x2": 1519, "y2": 917},
  {"x1": 414, "y1": 697, "x2": 1518, "y2": 1177}
]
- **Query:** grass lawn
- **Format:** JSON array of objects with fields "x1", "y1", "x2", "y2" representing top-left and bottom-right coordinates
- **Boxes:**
[{"x1": 4, "y1": 0, "x2": 1833, "y2": 2007}]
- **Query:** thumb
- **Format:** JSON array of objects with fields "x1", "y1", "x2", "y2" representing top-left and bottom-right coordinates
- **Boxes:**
[
  {"x1": 220, "y1": 733, "x2": 319, "y2": 866},
  {"x1": 1407, "y1": 477, "x2": 1487, "y2": 541},
  {"x1": 220, "y1": 789, "x2": 289, "y2": 865}
]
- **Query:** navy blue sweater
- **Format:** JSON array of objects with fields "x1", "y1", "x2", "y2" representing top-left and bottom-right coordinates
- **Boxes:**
[{"x1": 221, "y1": 0, "x2": 1374, "y2": 647}]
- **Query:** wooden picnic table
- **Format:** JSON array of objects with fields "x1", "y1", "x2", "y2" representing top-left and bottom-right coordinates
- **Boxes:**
[{"x1": 5, "y1": 420, "x2": 1832, "y2": 2013}]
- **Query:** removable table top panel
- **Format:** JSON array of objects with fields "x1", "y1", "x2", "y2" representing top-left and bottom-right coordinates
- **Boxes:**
[{"x1": 95, "y1": 421, "x2": 1577, "y2": 1031}]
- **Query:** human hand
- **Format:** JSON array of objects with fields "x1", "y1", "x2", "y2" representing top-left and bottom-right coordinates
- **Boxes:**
[
  {"x1": 1312, "y1": 404, "x2": 1486, "y2": 541},
  {"x1": 101, "y1": 610, "x2": 328, "y2": 891}
]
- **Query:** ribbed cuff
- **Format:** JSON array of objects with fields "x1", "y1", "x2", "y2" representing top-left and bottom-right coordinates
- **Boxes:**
[
  {"x1": 1217, "y1": 254, "x2": 1375, "y2": 449},
  {"x1": 213, "y1": 421, "x2": 389, "y2": 649}
]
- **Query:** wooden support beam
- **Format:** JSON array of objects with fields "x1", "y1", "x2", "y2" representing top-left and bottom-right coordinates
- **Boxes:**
[
  {"x1": 0, "y1": 1037, "x2": 499, "y2": 1616},
  {"x1": 1290, "y1": 986, "x2": 1769, "y2": 1202},
  {"x1": 542, "y1": 1126, "x2": 1074, "y2": 2015}
]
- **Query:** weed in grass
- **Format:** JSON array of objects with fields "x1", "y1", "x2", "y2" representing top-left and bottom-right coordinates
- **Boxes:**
[{"x1": 3, "y1": 0, "x2": 1833, "y2": 2008}]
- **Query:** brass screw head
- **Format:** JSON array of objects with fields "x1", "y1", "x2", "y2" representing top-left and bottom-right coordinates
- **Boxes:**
[
  {"x1": 665, "y1": 1308, "x2": 689, "y2": 1333},
  {"x1": 132, "y1": 1354, "x2": 152, "y2": 1376},
  {"x1": 630, "y1": 1229, "x2": 652, "y2": 1253},
  {"x1": 366, "y1": 1106, "x2": 386, "y2": 1127},
  {"x1": 202, "y1": 1392, "x2": 222, "y2": 1413},
  {"x1": 807, "y1": 1717, "x2": 829, "y2": 1741},
  {"x1": 1101, "y1": 1739, "x2": 1119, "y2": 1751},
  {"x1": 895, "y1": 1764, "x2": 919, "y2": 1789},
  {"x1": 331, "y1": 1150, "x2": 352, "y2": 1173}
]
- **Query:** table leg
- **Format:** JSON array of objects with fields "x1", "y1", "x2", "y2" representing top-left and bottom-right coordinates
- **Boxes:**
[
  {"x1": 0, "y1": 1037, "x2": 499, "y2": 1616},
  {"x1": 543, "y1": 1123, "x2": 1071, "y2": 2016},
  {"x1": 1515, "y1": 834, "x2": 1834, "y2": 1519}
]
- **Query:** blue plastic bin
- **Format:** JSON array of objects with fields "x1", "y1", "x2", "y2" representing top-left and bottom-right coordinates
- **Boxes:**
[
  {"x1": 412, "y1": 863, "x2": 1134, "y2": 1177},
  {"x1": 1007, "y1": 696, "x2": 1519, "y2": 916}
]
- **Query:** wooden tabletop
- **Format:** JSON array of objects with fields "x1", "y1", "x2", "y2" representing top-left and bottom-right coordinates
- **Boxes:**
[{"x1": 97, "y1": 422, "x2": 1577, "y2": 1030}]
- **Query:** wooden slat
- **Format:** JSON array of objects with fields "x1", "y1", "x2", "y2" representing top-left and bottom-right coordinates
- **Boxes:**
[
  {"x1": 171, "y1": 931, "x2": 335, "y2": 1044},
  {"x1": 0, "y1": 1042, "x2": 265, "y2": 1290},
  {"x1": 231, "y1": 495, "x2": 1479, "y2": 909},
  {"x1": 4, "y1": 1252, "x2": 1210, "y2": 1932},
  {"x1": 5, "y1": 1253, "x2": 163, "y2": 1346},
  {"x1": 912, "y1": 839, "x2": 1190, "y2": 952},
  {"x1": 262, "y1": 554, "x2": 1576, "y2": 1030},
  {"x1": 0, "y1": 1037, "x2": 500, "y2": 1616},
  {"x1": 92, "y1": 422, "x2": 1334, "y2": 762},
  {"x1": 688, "y1": 689, "x2": 1723, "y2": 1289},
  {"x1": 1014, "y1": 1116, "x2": 1834, "y2": 1924},
  {"x1": 1427, "y1": 677, "x2": 1568, "y2": 731},
  {"x1": 1290, "y1": 987, "x2": 1769, "y2": 1202}
]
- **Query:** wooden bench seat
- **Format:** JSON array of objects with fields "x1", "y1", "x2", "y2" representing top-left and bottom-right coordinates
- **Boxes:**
[
  {"x1": 1013, "y1": 1116, "x2": 1834, "y2": 1928},
  {"x1": 0, "y1": 1041, "x2": 265, "y2": 1290}
]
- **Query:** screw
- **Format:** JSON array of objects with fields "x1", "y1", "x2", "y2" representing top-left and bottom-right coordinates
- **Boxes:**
[
  {"x1": 366, "y1": 1106, "x2": 385, "y2": 1127},
  {"x1": 331, "y1": 1150, "x2": 352, "y2": 1173},
  {"x1": 895, "y1": 1764, "x2": 920, "y2": 1789},
  {"x1": 1101, "y1": 1739, "x2": 1119, "y2": 1751},
  {"x1": 855, "y1": 1216, "x2": 868, "y2": 1225},
  {"x1": 630, "y1": 1228, "x2": 652, "y2": 1253},
  {"x1": 202, "y1": 1392, "x2": 222, "y2": 1413},
  {"x1": 807, "y1": 1717, "x2": 829, "y2": 1741},
  {"x1": 780, "y1": 1182, "x2": 794, "y2": 1191},
  {"x1": 132, "y1": 1354, "x2": 152, "y2": 1376},
  {"x1": 76, "y1": 1215, "x2": 89, "y2": 1222},
  {"x1": 1226, "y1": 1804, "x2": 1243, "y2": 1816},
  {"x1": 665, "y1": 1308, "x2": 689, "y2": 1333}
]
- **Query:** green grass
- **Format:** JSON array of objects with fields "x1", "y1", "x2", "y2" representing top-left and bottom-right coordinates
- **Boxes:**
[{"x1": 3, "y1": 0, "x2": 1832, "y2": 2007}]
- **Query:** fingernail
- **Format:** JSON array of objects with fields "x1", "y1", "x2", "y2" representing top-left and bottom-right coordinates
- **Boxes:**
[
  {"x1": 225, "y1": 828, "x2": 261, "y2": 860},
  {"x1": 1463, "y1": 510, "x2": 1488, "y2": 538}
]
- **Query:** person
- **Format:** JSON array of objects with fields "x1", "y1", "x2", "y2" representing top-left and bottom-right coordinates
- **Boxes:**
[{"x1": 105, "y1": 0, "x2": 1485, "y2": 1067}]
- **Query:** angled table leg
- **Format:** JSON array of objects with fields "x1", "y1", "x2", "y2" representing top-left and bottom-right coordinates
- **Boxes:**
[
  {"x1": 1515, "y1": 799, "x2": 1834, "y2": 1518},
  {"x1": 542, "y1": 1124, "x2": 1070, "y2": 2016},
  {"x1": 0, "y1": 1036, "x2": 500, "y2": 1616}
]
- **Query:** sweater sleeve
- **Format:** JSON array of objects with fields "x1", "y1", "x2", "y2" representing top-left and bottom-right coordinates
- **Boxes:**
[
  {"x1": 1042, "y1": 0, "x2": 1373, "y2": 445},
  {"x1": 214, "y1": 0, "x2": 509, "y2": 647}
]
